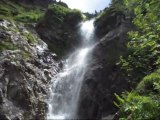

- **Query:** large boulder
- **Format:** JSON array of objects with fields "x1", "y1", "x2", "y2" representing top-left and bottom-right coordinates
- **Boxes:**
[{"x1": 77, "y1": 12, "x2": 134, "y2": 119}]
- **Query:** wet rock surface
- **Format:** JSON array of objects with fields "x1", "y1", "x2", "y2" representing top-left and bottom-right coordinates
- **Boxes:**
[
  {"x1": 0, "y1": 19, "x2": 60, "y2": 119},
  {"x1": 78, "y1": 12, "x2": 133, "y2": 119},
  {"x1": 95, "y1": 11, "x2": 126, "y2": 38}
]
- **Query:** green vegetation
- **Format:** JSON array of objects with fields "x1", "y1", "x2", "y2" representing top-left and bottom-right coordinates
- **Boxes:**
[
  {"x1": 0, "y1": 0, "x2": 42, "y2": 53},
  {"x1": 96, "y1": 0, "x2": 125, "y2": 21},
  {"x1": 109, "y1": 0, "x2": 160, "y2": 119},
  {"x1": 20, "y1": 50, "x2": 32, "y2": 60},
  {"x1": 120, "y1": 0, "x2": 160, "y2": 78},
  {"x1": 22, "y1": 31, "x2": 37, "y2": 44},
  {"x1": 48, "y1": 4, "x2": 83, "y2": 23},
  {"x1": 0, "y1": 0, "x2": 83, "y2": 58},
  {"x1": 41, "y1": 3, "x2": 83, "y2": 57},
  {"x1": 0, "y1": 0, "x2": 44, "y2": 23},
  {"x1": 115, "y1": 91, "x2": 160, "y2": 120},
  {"x1": 0, "y1": 38, "x2": 17, "y2": 52},
  {"x1": 14, "y1": 9, "x2": 43, "y2": 23},
  {"x1": 115, "y1": 69, "x2": 160, "y2": 119},
  {"x1": 137, "y1": 69, "x2": 160, "y2": 95},
  {"x1": 0, "y1": 0, "x2": 20, "y2": 17}
]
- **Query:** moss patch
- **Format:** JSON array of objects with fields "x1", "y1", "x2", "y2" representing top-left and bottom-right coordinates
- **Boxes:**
[
  {"x1": 0, "y1": 38, "x2": 17, "y2": 52},
  {"x1": 22, "y1": 31, "x2": 37, "y2": 44}
]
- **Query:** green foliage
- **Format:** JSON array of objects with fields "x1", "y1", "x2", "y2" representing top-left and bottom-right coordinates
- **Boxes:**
[
  {"x1": 14, "y1": 9, "x2": 43, "y2": 23},
  {"x1": 120, "y1": 0, "x2": 160, "y2": 78},
  {"x1": 115, "y1": 0, "x2": 160, "y2": 119},
  {"x1": 48, "y1": 4, "x2": 82, "y2": 23},
  {"x1": 48, "y1": 4, "x2": 70, "y2": 20},
  {"x1": 0, "y1": 0, "x2": 21, "y2": 17},
  {"x1": 22, "y1": 31, "x2": 37, "y2": 44},
  {"x1": 0, "y1": 0, "x2": 44, "y2": 23},
  {"x1": 115, "y1": 92, "x2": 160, "y2": 120},
  {"x1": 0, "y1": 38, "x2": 17, "y2": 52},
  {"x1": 137, "y1": 69, "x2": 160, "y2": 94},
  {"x1": 115, "y1": 69, "x2": 160, "y2": 119}
]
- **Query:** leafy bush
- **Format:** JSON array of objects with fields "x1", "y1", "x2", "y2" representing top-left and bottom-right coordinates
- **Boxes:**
[
  {"x1": 114, "y1": 92, "x2": 160, "y2": 120},
  {"x1": 14, "y1": 10, "x2": 43, "y2": 23},
  {"x1": 137, "y1": 69, "x2": 160, "y2": 94},
  {"x1": 120, "y1": 0, "x2": 160, "y2": 80},
  {"x1": 48, "y1": 4, "x2": 82, "y2": 23}
]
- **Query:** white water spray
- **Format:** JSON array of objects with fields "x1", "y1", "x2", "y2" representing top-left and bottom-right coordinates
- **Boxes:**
[{"x1": 47, "y1": 19, "x2": 95, "y2": 119}]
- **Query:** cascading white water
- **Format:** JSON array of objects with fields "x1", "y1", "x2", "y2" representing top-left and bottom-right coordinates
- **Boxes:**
[{"x1": 47, "y1": 19, "x2": 95, "y2": 119}]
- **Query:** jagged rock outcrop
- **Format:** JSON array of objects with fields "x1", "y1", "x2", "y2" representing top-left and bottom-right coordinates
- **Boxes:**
[
  {"x1": 36, "y1": 6, "x2": 83, "y2": 57},
  {"x1": 95, "y1": 11, "x2": 126, "y2": 38},
  {"x1": 77, "y1": 12, "x2": 134, "y2": 119},
  {"x1": 0, "y1": 19, "x2": 60, "y2": 119}
]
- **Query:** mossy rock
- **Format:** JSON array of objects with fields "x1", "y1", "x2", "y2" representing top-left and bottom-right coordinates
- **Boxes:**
[{"x1": 0, "y1": 37, "x2": 17, "y2": 52}]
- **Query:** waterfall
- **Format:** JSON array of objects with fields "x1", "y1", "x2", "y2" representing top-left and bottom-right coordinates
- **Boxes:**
[{"x1": 47, "y1": 19, "x2": 95, "y2": 119}]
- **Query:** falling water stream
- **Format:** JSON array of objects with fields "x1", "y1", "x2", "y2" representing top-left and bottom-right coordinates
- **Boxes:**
[{"x1": 47, "y1": 19, "x2": 95, "y2": 119}]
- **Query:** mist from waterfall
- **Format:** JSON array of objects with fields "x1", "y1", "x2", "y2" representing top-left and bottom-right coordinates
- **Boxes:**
[{"x1": 47, "y1": 19, "x2": 95, "y2": 119}]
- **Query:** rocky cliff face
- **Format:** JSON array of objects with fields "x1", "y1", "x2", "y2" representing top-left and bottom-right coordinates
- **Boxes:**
[
  {"x1": 0, "y1": 19, "x2": 61, "y2": 119},
  {"x1": 77, "y1": 12, "x2": 133, "y2": 119},
  {"x1": 95, "y1": 11, "x2": 126, "y2": 38}
]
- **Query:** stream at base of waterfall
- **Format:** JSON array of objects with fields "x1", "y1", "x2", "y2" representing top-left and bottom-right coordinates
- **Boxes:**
[{"x1": 47, "y1": 19, "x2": 95, "y2": 119}]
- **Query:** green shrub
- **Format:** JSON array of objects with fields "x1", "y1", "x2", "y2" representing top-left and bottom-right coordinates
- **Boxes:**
[
  {"x1": 48, "y1": 4, "x2": 82, "y2": 23},
  {"x1": 119, "y1": 0, "x2": 160, "y2": 82},
  {"x1": 14, "y1": 9, "x2": 43, "y2": 23},
  {"x1": 48, "y1": 4, "x2": 70, "y2": 18},
  {"x1": 137, "y1": 69, "x2": 160, "y2": 94},
  {"x1": 115, "y1": 92, "x2": 160, "y2": 120},
  {"x1": 115, "y1": 69, "x2": 160, "y2": 119}
]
